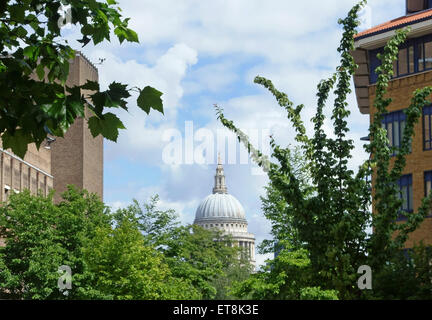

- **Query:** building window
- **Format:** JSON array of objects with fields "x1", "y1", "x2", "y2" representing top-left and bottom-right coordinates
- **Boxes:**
[
  {"x1": 425, "y1": 171, "x2": 432, "y2": 216},
  {"x1": 369, "y1": 34, "x2": 432, "y2": 83},
  {"x1": 424, "y1": 105, "x2": 432, "y2": 150},
  {"x1": 397, "y1": 174, "x2": 413, "y2": 221},
  {"x1": 382, "y1": 110, "x2": 410, "y2": 155},
  {"x1": 407, "y1": 0, "x2": 432, "y2": 14}
]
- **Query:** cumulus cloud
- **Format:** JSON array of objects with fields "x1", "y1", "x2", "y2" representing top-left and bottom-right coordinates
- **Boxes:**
[
  {"x1": 86, "y1": 43, "x2": 199, "y2": 164},
  {"x1": 71, "y1": 0, "x2": 407, "y2": 268}
]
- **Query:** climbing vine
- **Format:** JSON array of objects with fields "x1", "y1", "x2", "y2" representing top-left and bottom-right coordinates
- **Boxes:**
[{"x1": 216, "y1": 0, "x2": 432, "y2": 299}]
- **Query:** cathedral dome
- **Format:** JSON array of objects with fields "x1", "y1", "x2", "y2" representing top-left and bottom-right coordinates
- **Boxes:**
[
  {"x1": 193, "y1": 154, "x2": 255, "y2": 267},
  {"x1": 194, "y1": 154, "x2": 247, "y2": 224},
  {"x1": 195, "y1": 193, "x2": 246, "y2": 221}
]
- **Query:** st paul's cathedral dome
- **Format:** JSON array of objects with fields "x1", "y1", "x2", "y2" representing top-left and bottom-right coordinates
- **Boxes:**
[{"x1": 194, "y1": 155, "x2": 255, "y2": 267}]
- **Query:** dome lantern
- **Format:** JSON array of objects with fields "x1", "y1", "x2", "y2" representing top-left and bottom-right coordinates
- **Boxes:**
[{"x1": 213, "y1": 153, "x2": 228, "y2": 194}]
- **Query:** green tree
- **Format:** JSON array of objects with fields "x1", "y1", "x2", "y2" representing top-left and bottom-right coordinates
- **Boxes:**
[
  {"x1": 0, "y1": 0, "x2": 164, "y2": 158},
  {"x1": 109, "y1": 196, "x2": 253, "y2": 300},
  {"x1": 0, "y1": 186, "x2": 110, "y2": 299},
  {"x1": 113, "y1": 195, "x2": 180, "y2": 248},
  {"x1": 258, "y1": 145, "x2": 311, "y2": 255},
  {"x1": 163, "y1": 224, "x2": 252, "y2": 300},
  {"x1": 0, "y1": 188, "x2": 201, "y2": 300},
  {"x1": 82, "y1": 218, "x2": 199, "y2": 300},
  {"x1": 371, "y1": 243, "x2": 432, "y2": 300},
  {"x1": 216, "y1": 0, "x2": 432, "y2": 300},
  {"x1": 232, "y1": 240, "x2": 338, "y2": 300}
]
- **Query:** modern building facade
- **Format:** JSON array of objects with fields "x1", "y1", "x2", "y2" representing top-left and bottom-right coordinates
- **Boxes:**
[
  {"x1": 352, "y1": 0, "x2": 432, "y2": 247},
  {"x1": 194, "y1": 156, "x2": 256, "y2": 267},
  {"x1": 0, "y1": 51, "x2": 103, "y2": 203}
]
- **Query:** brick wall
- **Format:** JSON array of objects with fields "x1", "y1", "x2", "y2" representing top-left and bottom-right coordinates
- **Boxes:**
[
  {"x1": 368, "y1": 70, "x2": 432, "y2": 247},
  {"x1": 51, "y1": 53, "x2": 103, "y2": 202}
]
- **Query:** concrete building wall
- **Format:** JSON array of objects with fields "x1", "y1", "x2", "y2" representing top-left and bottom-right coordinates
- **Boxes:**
[{"x1": 368, "y1": 71, "x2": 432, "y2": 247}]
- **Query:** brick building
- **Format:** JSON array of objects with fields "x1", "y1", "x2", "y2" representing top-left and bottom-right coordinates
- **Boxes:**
[
  {"x1": 0, "y1": 52, "x2": 103, "y2": 203},
  {"x1": 51, "y1": 52, "x2": 103, "y2": 203},
  {"x1": 352, "y1": 0, "x2": 432, "y2": 247}
]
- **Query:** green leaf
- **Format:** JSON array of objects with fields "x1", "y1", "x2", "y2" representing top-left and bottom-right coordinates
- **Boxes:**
[
  {"x1": 2, "y1": 130, "x2": 33, "y2": 159},
  {"x1": 23, "y1": 46, "x2": 36, "y2": 59},
  {"x1": 81, "y1": 80, "x2": 100, "y2": 92},
  {"x1": 137, "y1": 86, "x2": 164, "y2": 114},
  {"x1": 125, "y1": 28, "x2": 139, "y2": 43},
  {"x1": 14, "y1": 26, "x2": 28, "y2": 38},
  {"x1": 81, "y1": 24, "x2": 94, "y2": 36},
  {"x1": 92, "y1": 25, "x2": 110, "y2": 44},
  {"x1": 36, "y1": 64, "x2": 45, "y2": 80},
  {"x1": 10, "y1": 5, "x2": 26, "y2": 23},
  {"x1": 88, "y1": 113, "x2": 125, "y2": 142},
  {"x1": 107, "y1": 81, "x2": 130, "y2": 106},
  {"x1": 114, "y1": 27, "x2": 126, "y2": 44}
]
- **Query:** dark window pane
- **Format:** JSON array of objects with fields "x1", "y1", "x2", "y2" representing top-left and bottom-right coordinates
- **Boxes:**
[
  {"x1": 393, "y1": 60, "x2": 398, "y2": 78},
  {"x1": 425, "y1": 41, "x2": 432, "y2": 69},
  {"x1": 409, "y1": 46, "x2": 415, "y2": 73},
  {"x1": 394, "y1": 120, "x2": 400, "y2": 147},
  {"x1": 382, "y1": 111, "x2": 409, "y2": 154},
  {"x1": 425, "y1": 114, "x2": 431, "y2": 149},
  {"x1": 402, "y1": 187, "x2": 408, "y2": 211},
  {"x1": 418, "y1": 42, "x2": 425, "y2": 72},
  {"x1": 398, "y1": 48, "x2": 408, "y2": 75},
  {"x1": 397, "y1": 174, "x2": 413, "y2": 214},
  {"x1": 387, "y1": 122, "x2": 393, "y2": 146},
  {"x1": 407, "y1": 0, "x2": 427, "y2": 12}
]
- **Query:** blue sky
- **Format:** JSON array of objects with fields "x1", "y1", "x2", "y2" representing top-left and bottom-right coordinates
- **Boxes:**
[{"x1": 63, "y1": 0, "x2": 405, "y2": 267}]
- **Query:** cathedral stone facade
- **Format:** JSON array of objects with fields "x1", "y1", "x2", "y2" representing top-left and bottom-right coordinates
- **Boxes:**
[{"x1": 194, "y1": 156, "x2": 256, "y2": 267}]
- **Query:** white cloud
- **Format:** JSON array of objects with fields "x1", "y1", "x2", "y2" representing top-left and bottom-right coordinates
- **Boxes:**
[
  {"x1": 75, "y1": 0, "x2": 407, "y2": 269},
  {"x1": 85, "y1": 43, "x2": 199, "y2": 163}
]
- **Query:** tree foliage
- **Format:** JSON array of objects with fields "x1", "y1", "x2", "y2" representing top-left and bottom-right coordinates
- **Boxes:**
[
  {"x1": 0, "y1": 0, "x2": 164, "y2": 158},
  {"x1": 0, "y1": 189, "x2": 251, "y2": 299},
  {"x1": 216, "y1": 0, "x2": 432, "y2": 299},
  {"x1": 82, "y1": 218, "x2": 196, "y2": 300},
  {"x1": 110, "y1": 195, "x2": 253, "y2": 300},
  {"x1": 0, "y1": 187, "x2": 109, "y2": 299}
]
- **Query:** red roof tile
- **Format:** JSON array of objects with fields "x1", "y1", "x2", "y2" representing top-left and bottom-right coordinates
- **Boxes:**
[{"x1": 355, "y1": 9, "x2": 432, "y2": 40}]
